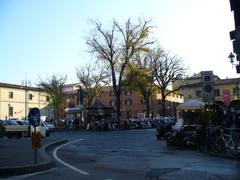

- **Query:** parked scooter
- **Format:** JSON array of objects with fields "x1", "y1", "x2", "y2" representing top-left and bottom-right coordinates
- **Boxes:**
[
  {"x1": 166, "y1": 125, "x2": 204, "y2": 149},
  {"x1": 156, "y1": 121, "x2": 174, "y2": 140}
]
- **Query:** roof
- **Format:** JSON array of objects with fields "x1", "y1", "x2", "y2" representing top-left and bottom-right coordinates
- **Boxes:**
[
  {"x1": 87, "y1": 100, "x2": 112, "y2": 110},
  {"x1": 181, "y1": 77, "x2": 240, "y2": 88},
  {"x1": 176, "y1": 99, "x2": 205, "y2": 110},
  {"x1": 186, "y1": 72, "x2": 220, "y2": 80},
  {"x1": 0, "y1": 82, "x2": 41, "y2": 91},
  {"x1": 86, "y1": 100, "x2": 114, "y2": 115}
]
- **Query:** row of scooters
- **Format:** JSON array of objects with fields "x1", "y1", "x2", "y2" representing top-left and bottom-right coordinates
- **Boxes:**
[{"x1": 156, "y1": 121, "x2": 205, "y2": 149}]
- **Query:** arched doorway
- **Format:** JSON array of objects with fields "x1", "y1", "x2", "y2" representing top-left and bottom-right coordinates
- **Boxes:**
[{"x1": 230, "y1": 100, "x2": 240, "y2": 111}]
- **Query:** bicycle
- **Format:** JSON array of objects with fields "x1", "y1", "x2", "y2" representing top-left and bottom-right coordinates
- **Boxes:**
[{"x1": 210, "y1": 128, "x2": 235, "y2": 154}]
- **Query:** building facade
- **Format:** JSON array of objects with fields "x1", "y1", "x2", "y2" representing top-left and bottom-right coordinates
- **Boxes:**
[
  {"x1": 0, "y1": 83, "x2": 50, "y2": 120},
  {"x1": 173, "y1": 72, "x2": 240, "y2": 126},
  {"x1": 176, "y1": 72, "x2": 240, "y2": 109},
  {"x1": 60, "y1": 84, "x2": 184, "y2": 120}
]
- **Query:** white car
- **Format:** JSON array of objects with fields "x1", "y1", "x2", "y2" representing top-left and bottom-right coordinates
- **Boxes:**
[
  {"x1": 31, "y1": 120, "x2": 50, "y2": 138},
  {"x1": 45, "y1": 122, "x2": 55, "y2": 132}
]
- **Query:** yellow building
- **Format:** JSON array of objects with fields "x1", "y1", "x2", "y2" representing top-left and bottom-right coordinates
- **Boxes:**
[
  {"x1": 174, "y1": 71, "x2": 240, "y2": 125},
  {"x1": 173, "y1": 72, "x2": 240, "y2": 125},
  {"x1": 0, "y1": 83, "x2": 51, "y2": 120},
  {"x1": 175, "y1": 72, "x2": 240, "y2": 113}
]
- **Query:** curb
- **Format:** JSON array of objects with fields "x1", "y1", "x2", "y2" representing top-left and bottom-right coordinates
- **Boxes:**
[
  {"x1": 201, "y1": 150, "x2": 240, "y2": 161},
  {"x1": 0, "y1": 139, "x2": 68, "y2": 177}
]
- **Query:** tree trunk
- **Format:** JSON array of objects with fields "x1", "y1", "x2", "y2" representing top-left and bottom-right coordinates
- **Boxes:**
[
  {"x1": 145, "y1": 96, "x2": 150, "y2": 117},
  {"x1": 53, "y1": 106, "x2": 57, "y2": 128},
  {"x1": 161, "y1": 90, "x2": 167, "y2": 116},
  {"x1": 116, "y1": 91, "x2": 121, "y2": 122}
]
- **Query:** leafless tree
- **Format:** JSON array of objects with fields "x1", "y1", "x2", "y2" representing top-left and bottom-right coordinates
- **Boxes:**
[
  {"x1": 86, "y1": 18, "x2": 154, "y2": 121},
  {"x1": 76, "y1": 62, "x2": 110, "y2": 107},
  {"x1": 152, "y1": 49, "x2": 187, "y2": 116}
]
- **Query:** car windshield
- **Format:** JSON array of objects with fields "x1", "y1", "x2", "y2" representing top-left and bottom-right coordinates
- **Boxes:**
[
  {"x1": 21, "y1": 120, "x2": 29, "y2": 125},
  {"x1": 16, "y1": 121, "x2": 24, "y2": 125},
  {"x1": 6, "y1": 120, "x2": 19, "y2": 125}
]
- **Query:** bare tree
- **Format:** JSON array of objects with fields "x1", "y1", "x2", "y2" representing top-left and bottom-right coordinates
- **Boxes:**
[
  {"x1": 86, "y1": 18, "x2": 154, "y2": 121},
  {"x1": 76, "y1": 62, "x2": 110, "y2": 107},
  {"x1": 152, "y1": 49, "x2": 187, "y2": 116}
]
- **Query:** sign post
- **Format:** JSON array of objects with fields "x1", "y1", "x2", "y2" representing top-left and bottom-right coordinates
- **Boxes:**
[
  {"x1": 201, "y1": 71, "x2": 215, "y2": 125},
  {"x1": 28, "y1": 108, "x2": 41, "y2": 164}
]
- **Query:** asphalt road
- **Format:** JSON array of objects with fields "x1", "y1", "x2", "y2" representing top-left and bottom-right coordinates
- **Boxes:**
[{"x1": 5, "y1": 129, "x2": 240, "y2": 180}]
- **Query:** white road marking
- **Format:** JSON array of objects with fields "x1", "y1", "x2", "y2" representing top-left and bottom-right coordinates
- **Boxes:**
[
  {"x1": 53, "y1": 139, "x2": 90, "y2": 176},
  {"x1": 3, "y1": 168, "x2": 57, "y2": 180}
]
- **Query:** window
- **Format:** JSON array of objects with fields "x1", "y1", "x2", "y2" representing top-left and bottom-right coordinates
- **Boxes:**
[
  {"x1": 214, "y1": 89, "x2": 220, "y2": 97},
  {"x1": 46, "y1": 96, "x2": 50, "y2": 102},
  {"x1": 8, "y1": 106, "x2": 13, "y2": 117},
  {"x1": 109, "y1": 100, "x2": 115, "y2": 106},
  {"x1": 9, "y1": 92, "x2": 13, "y2": 99},
  {"x1": 196, "y1": 90, "x2": 202, "y2": 98},
  {"x1": 125, "y1": 99, "x2": 132, "y2": 106},
  {"x1": 188, "y1": 95, "x2": 192, "y2": 98},
  {"x1": 233, "y1": 87, "x2": 239, "y2": 96},
  {"x1": 29, "y1": 94, "x2": 33, "y2": 100},
  {"x1": 68, "y1": 103, "x2": 74, "y2": 108}
]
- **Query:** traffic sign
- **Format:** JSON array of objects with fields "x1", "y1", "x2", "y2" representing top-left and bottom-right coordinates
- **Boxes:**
[
  {"x1": 32, "y1": 132, "x2": 41, "y2": 149},
  {"x1": 201, "y1": 71, "x2": 215, "y2": 102},
  {"x1": 201, "y1": 71, "x2": 214, "y2": 83},
  {"x1": 28, "y1": 108, "x2": 40, "y2": 127}
]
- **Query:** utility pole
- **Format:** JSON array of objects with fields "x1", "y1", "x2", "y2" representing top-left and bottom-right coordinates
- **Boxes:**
[{"x1": 21, "y1": 75, "x2": 31, "y2": 119}]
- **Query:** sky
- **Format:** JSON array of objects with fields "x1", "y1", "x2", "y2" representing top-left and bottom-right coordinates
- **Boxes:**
[{"x1": 0, "y1": 0, "x2": 237, "y2": 86}]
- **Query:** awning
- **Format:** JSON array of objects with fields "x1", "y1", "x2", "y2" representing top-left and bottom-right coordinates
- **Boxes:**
[
  {"x1": 65, "y1": 107, "x2": 82, "y2": 113},
  {"x1": 86, "y1": 100, "x2": 114, "y2": 116},
  {"x1": 176, "y1": 99, "x2": 205, "y2": 110}
]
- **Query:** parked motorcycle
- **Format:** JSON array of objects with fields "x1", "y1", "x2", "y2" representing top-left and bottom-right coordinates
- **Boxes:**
[
  {"x1": 166, "y1": 125, "x2": 204, "y2": 149},
  {"x1": 156, "y1": 121, "x2": 174, "y2": 140}
]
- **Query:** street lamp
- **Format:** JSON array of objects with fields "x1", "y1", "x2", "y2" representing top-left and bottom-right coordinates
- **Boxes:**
[{"x1": 228, "y1": 52, "x2": 240, "y2": 73}]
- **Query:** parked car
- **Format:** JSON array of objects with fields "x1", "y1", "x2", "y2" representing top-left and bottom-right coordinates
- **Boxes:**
[
  {"x1": 17, "y1": 119, "x2": 50, "y2": 138},
  {"x1": 16, "y1": 120, "x2": 30, "y2": 137},
  {"x1": 31, "y1": 120, "x2": 50, "y2": 137},
  {"x1": 45, "y1": 122, "x2": 55, "y2": 132},
  {"x1": 4, "y1": 119, "x2": 28, "y2": 138}
]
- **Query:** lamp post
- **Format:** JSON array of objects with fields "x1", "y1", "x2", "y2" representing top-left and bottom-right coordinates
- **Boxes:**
[{"x1": 228, "y1": 52, "x2": 240, "y2": 73}]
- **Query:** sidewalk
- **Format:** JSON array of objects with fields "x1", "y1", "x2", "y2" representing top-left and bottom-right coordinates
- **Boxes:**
[{"x1": 0, "y1": 134, "x2": 67, "y2": 177}]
